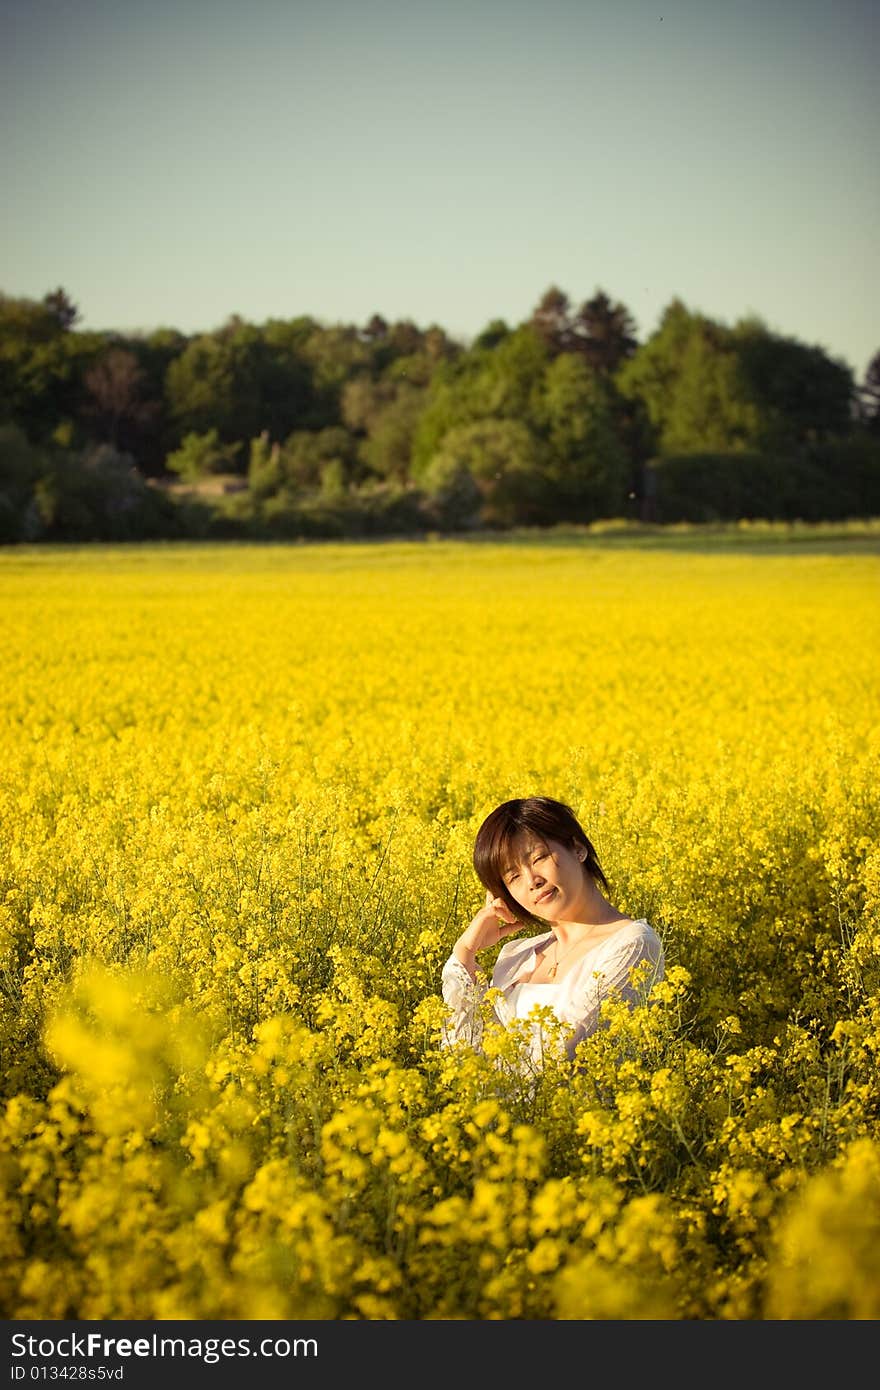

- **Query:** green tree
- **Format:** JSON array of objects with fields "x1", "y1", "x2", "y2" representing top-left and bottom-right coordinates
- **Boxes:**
[
  {"x1": 618, "y1": 302, "x2": 759, "y2": 453},
  {"x1": 318, "y1": 456, "x2": 347, "y2": 501},
  {"x1": 666, "y1": 330, "x2": 761, "y2": 453},
  {"x1": 359, "y1": 386, "x2": 427, "y2": 482},
  {"x1": 298, "y1": 323, "x2": 373, "y2": 419},
  {"x1": 25, "y1": 441, "x2": 174, "y2": 541},
  {"x1": 166, "y1": 429, "x2": 240, "y2": 482},
  {"x1": 278, "y1": 426, "x2": 357, "y2": 490},
  {"x1": 472, "y1": 319, "x2": 511, "y2": 351},
  {"x1": 619, "y1": 301, "x2": 856, "y2": 455},
  {"x1": 412, "y1": 323, "x2": 639, "y2": 523},
  {"x1": 165, "y1": 317, "x2": 314, "y2": 451},
  {"x1": 0, "y1": 291, "x2": 103, "y2": 446},
  {"x1": 355, "y1": 314, "x2": 453, "y2": 375},
  {"x1": 247, "y1": 431, "x2": 283, "y2": 501},
  {"x1": 165, "y1": 328, "x2": 258, "y2": 446},
  {"x1": 421, "y1": 418, "x2": 544, "y2": 527},
  {"x1": 411, "y1": 325, "x2": 549, "y2": 477},
  {"x1": 122, "y1": 328, "x2": 187, "y2": 472},
  {"x1": 0, "y1": 424, "x2": 45, "y2": 541},
  {"x1": 340, "y1": 375, "x2": 397, "y2": 436},
  {"x1": 734, "y1": 318, "x2": 854, "y2": 447},
  {"x1": 251, "y1": 318, "x2": 317, "y2": 435},
  {"x1": 340, "y1": 336, "x2": 445, "y2": 484},
  {"x1": 536, "y1": 353, "x2": 633, "y2": 518}
]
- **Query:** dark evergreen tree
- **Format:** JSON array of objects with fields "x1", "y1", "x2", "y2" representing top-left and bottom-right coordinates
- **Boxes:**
[
  {"x1": 529, "y1": 285, "x2": 574, "y2": 354},
  {"x1": 569, "y1": 290, "x2": 639, "y2": 375},
  {"x1": 857, "y1": 350, "x2": 880, "y2": 432}
]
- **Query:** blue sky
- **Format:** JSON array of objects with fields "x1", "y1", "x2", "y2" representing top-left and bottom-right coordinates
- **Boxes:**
[{"x1": 3, "y1": 0, "x2": 878, "y2": 378}]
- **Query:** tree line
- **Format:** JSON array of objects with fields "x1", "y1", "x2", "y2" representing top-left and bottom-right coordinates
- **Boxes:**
[{"x1": 1, "y1": 285, "x2": 878, "y2": 542}]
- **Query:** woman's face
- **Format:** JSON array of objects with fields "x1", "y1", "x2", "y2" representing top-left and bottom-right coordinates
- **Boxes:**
[{"x1": 499, "y1": 832, "x2": 590, "y2": 922}]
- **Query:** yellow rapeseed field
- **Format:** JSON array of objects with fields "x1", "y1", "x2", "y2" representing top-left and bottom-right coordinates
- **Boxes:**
[{"x1": 1, "y1": 534, "x2": 878, "y2": 1320}]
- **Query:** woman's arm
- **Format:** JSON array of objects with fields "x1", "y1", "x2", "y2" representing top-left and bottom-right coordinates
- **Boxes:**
[
  {"x1": 451, "y1": 893, "x2": 521, "y2": 981},
  {"x1": 440, "y1": 893, "x2": 521, "y2": 1050},
  {"x1": 440, "y1": 953, "x2": 489, "y2": 1049}
]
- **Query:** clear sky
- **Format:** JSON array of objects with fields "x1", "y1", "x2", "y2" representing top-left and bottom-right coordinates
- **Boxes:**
[{"x1": 3, "y1": 0, "x2": 878, "y2": 378}]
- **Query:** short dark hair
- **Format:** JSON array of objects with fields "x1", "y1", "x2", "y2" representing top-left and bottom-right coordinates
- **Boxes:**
[{"x1": 472, "y1": 795, "x2": 609, "y2": 925}]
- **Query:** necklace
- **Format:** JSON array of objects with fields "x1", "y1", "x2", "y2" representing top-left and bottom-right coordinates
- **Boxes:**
[{"x1": 547, "y1": 936, "x2": 585, "y2": 980}]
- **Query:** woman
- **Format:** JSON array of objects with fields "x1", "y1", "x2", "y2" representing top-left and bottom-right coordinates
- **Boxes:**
[{"x1": 441, "y1": 796, "x2": 664, "y2": 1068}]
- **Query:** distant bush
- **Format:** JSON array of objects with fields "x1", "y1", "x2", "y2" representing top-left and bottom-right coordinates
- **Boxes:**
[
  {"x1": 0, "y1": 426, "x2": 181, "y2": 542},
  {"x1": 646, "y1": 438, "x2": 880, "y2": 523},
  {"x1": 250, "y1": 480, "x2": 432, "y2": 540}
]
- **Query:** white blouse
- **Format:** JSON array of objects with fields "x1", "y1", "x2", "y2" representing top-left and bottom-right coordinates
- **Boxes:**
[{"x1": 441, "y1": 919, "x2": 665, "y2": 1068}]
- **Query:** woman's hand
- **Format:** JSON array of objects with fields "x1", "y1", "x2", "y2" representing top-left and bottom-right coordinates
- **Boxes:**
[{"x1": 452, "y1": 891, "x2": 520, "y2": 976}]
